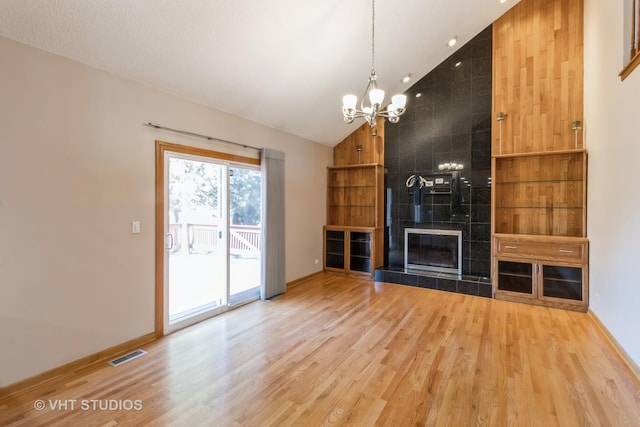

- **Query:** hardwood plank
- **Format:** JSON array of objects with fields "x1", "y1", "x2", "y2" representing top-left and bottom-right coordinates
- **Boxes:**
[{"x1": 1, "y1": 273, "x2": 639, "y2": 426}]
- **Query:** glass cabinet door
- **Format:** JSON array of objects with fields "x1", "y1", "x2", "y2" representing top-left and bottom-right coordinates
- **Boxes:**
[
  {"x1": 349, "y1": 231, "x2": 371, "y2": 273},
  {"x1": 325, "y1": 230, "x2": 345, "y2": 269},
  {"x1": 541, "y1": 265, "x2": 583, "y2": 301},
  {"x1": 497, "y1": 260, "x2": 534, "y2": 294}
]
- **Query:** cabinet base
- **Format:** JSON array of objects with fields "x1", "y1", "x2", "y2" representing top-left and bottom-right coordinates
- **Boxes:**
[{"x1": 494, "y1": 293, "x2": 588, "y2": 312}]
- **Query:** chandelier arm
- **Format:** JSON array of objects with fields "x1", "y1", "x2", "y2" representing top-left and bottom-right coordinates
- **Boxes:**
[{"x1": 359, "y1": 76, "x2": 377, "y2": 112}]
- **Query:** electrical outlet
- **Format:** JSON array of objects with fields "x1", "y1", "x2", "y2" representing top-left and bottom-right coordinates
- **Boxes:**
[
  {"x1": 132, "y1": 221, "x2": 141, "y2": 234},
  {"x1": 314, "y1": 259, "x2": 320, "y2": 265}
]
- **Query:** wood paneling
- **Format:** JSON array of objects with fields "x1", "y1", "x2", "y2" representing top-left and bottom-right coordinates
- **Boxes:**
[
  {"x1": 2, "y1": 273, "x2": 639, "y2": 426},
  {"x1": 492, "y1": 0, "x2": 584, "y2": 154},
  {"x1": 333, "y1": 118, "x2": 384, "y2": 166}
]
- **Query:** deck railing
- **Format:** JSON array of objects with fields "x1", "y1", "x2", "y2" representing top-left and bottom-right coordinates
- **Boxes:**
[
  {"x1": 229, "y1": 225, "x2": 261, "y2": 252},
  {"x1": 169, "y1": 223, "x2": 261, "y2": 254}
]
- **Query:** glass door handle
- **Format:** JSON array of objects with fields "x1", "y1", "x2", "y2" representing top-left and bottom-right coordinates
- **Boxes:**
[{"x1": 165, "y1": 233, "x2": 174, "y2": 250}]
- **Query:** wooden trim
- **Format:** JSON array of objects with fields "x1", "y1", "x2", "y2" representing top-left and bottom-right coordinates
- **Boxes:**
[
  {"x1": 633, "y1": 0, "x2": 637, "y2": 59},
  {"x1": 588, "y1": 309, "x2": 640, "y2": 385},
  {"x1": 620, "y1": 52, "x2": 640, "y2": 81},
  {"x1": 155, "y1": 140, "x2": 261, "y2": 337},
  {"x1": 327, "y1": 163, "x2": 384, "y2": 170},
  {"x1": 286, "y1": 271, "x2": 324, "y2": 288},
  {"x1": 492, "y1": 148, "x2": 587, "y2": 159},
  {"x1": 0, "y1": 332, "x2": 156, "y2": 399},
  {"x1": 324, "y1": 225, "x2": 379, "y2": 232},
  {"x1": 637, "y1": 0, "x2": 640, "y2": 56},
  {"x1": 621, "y1": 0, "x2": 640, "y2": 81},
  {"x1": 155, "y1": 140, "x2": 260, "y2": 166},
  {"x1": 155, "y1": 142, "x2": 166, "y2": 338}
]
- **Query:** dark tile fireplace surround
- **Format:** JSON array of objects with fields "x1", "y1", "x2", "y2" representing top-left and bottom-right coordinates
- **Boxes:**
[{"x1": 374, "y1": 26, "x2": 493, "y2": 298}]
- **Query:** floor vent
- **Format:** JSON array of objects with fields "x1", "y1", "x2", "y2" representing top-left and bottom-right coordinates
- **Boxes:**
[{"x1": 108, "y1": 349, "x2": 147, "y2": 367}]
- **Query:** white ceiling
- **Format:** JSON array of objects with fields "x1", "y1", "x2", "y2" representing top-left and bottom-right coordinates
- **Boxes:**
[{"x1": 0, "y1": 0, "x2": 517, "y2": 146}]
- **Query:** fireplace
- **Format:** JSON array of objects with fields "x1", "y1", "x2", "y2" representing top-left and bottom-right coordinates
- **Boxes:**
[{"x1": 404, "y1": 228, "x2": 462, "y2": 275}]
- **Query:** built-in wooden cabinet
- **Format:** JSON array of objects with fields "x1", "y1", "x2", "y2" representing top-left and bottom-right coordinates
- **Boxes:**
[
  {"x1": 491, "y1": 152, "x2": 590, "y2": 309},
  {"x1": 324, "y1": 226, "x2": 382, "y2": 277},
  {"x1": 493, "y1": 234, "x2": 589, "y2": 311},
  {"x1": 491, "y1": 0, "x2": 588, "y2": 310},
  {"x1": 324, "y1": 119, "x2": 384, "y2": 278}
]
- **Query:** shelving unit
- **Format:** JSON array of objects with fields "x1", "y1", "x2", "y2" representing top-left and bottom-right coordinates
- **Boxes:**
[
  {"x1": 326, "y1": 164, "x2": 383, "y2": 227},
  {"x1": 324, "y1": 119, "x2": 384, "y2": 278},
  {"x1": 493, "y1": 150, "x2": 587, "y2": 237}
]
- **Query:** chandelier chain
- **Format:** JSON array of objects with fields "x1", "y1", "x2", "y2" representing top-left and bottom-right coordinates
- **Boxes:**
[{"x1": 371, "y1": 0, "x2": 376, "y2": 76}]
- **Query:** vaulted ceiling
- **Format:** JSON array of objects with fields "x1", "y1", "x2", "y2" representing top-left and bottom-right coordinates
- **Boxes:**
[{"x1": 0, "y1": 0, "x2": 518, "y2": 146}]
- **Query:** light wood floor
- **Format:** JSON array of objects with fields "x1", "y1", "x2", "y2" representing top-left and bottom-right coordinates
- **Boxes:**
[{"x1": 1, "y1": 273, "x2": 639, "y2": 426}]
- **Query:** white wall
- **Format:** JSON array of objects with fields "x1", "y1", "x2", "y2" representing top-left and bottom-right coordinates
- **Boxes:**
[
  {"x1": 584, "y1": 0, "x2": 640, "y2": 367},
  {"x1": 0, "y1": 36, "x2": 332, "y2": 387}
]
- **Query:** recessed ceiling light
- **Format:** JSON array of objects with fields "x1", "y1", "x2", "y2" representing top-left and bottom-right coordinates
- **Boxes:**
[
  {"x1": 402, "y1": 74, "x2": 412, "y2": 83},
  {"x1": 455, "y1": 61, "x2": 462, "y2": 67},
  {"x1": 415, "y1": 93, "x2": 422, "y2": 98},
  {"x1": 500, "y1": 0, "x2": 507, "y2": 3},
  {"x1": 448, "y1": 36, "x2": 458, "y2": 47}
]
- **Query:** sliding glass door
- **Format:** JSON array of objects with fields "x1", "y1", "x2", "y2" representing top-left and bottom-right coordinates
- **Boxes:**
[
  {"x1": 166, "y1": 154, "x2": 228, "y2": 328},
  {"x1": 228, "y1": 166, "x2": 262, "y2": 304},
  {"x1": 158, "y1": 143, "x2": 261, "y2": 334}
]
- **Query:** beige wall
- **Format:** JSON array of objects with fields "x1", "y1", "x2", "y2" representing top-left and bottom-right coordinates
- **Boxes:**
[
  {"x1": 0, "y1": 36, "x2": 332, "y2": 387},
  {"x1": 584, "y1": 1, "x2": 640, "y2": 366}
]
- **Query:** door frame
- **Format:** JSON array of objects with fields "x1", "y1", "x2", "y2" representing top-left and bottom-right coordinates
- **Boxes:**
[{"x1": 155, "y1": 141, "x2": 260, "y2": 337}]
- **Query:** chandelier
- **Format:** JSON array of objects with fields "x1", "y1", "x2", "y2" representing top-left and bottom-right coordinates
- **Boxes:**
[{"x1": 342, "y1": 0, "x2": 407, "y2": 134}]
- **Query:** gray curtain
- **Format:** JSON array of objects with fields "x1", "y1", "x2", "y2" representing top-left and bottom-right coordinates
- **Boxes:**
[{"x1": 260, "y1": 148, "x2": 286, "y2": 299}]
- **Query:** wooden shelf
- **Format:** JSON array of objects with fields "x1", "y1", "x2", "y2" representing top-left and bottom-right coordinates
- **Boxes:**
[
  {"x1": 492, "y1": 149, "x2": 586, "y2": 159},
  {"x1": 328, "y1": 163, "x2": 384, "y2": 170}
]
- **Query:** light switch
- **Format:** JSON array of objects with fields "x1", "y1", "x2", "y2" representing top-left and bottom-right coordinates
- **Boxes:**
[{"x1": 132, "y1": 221, "x2": 141, "y2": 234}]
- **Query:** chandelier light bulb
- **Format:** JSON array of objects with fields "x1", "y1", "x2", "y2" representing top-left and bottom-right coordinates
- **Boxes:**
[
  {"x1": 343, "y1": 94, "x2": 357, "y2": 110},
  {"x1": 387, "y1": 110, "x2": 400, "y2": 123},
  {"x1": 392, "y1": 94, "x2": 407, "y2": 111},
  {"x1": 369, "y1": 88, "x2": 385, "y2": 106}
]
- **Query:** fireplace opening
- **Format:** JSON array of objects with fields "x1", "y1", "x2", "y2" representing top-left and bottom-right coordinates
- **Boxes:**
[{"x1": 404, "y1": 228, "x2": 462, "y2": 275}]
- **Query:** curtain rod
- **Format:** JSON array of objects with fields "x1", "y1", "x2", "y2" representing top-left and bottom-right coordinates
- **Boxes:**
[{"x1": 144, "y1": 122, "x2": 261, "y2": 151}]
